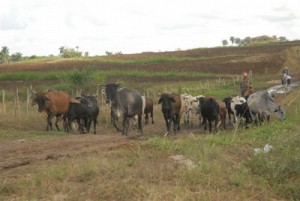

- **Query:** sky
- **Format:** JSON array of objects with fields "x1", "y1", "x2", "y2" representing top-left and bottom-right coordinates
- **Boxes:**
[{"x1": 0, "y1": 0, "x2": 299, "y2": 56}]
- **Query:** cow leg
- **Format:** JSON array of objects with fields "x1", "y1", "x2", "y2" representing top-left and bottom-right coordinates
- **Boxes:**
[
  {"x1": 138, "y1": 114, "x2": 143, "y2": 135},
  {"x1": 203, "y1": 118, "x2": 207, "y2": 131},
  {"x1": 151, "y1": 109, "x2": 154, "y2": 124},
  {"x1": 46, "y1": 114, "x2": 54, "y2": 131},
  {"x1": 54, "y1": 116, "x2": 60, "y2": 131},
  {"x1": 122, "y1": 117, "x2": 130, "y2": 136},
  {"x1": 145, "y1": 113, "x2": 149, "y2": 125},
  {"x1": 209, "y1": 120, "x2": 213, "y2": 133},
  {"x1": 111, "y1": 112, "x2": 122, "y2": 132},
  {"x1": 172, "y1": 115, "x2": 177, "y2": 134},
  {"x1": 177, "y1": 114, "x2": 181, "y2": 131},
  {"x1": 92, "y1": 118, "x2": 97, "y2": 134},
  {"x1": 163, "y1": 115, "x2": 171, "y2": 132}
]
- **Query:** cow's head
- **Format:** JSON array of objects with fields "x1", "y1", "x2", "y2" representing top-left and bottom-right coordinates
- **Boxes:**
[
  {"x1": 274, "y1": 106, "x2": 285, "y2": 121},
  {"x1": 103, "y1": 83, "x2": 121, "y2": 104},
  {"x1": 158, "y1": 94, "x2": 175, "y2": 114},
  {"x1": 31, "y1": 90, "x2": 51, "y2": 112}
]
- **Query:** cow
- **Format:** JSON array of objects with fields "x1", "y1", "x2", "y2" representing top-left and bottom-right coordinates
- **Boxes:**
[
  {"x1": 230, "y1": 96, "x2": 247, "y2": 125},
  {"x1": 181, "y1": 94, "x2": 204, "y2": 126},
  {"x1": 234, "y1": 102, "x2": 252, "y2": 127},
  {"x1": 199, "y1": 97, "x2": 219, "y2": 133},
  {"x1": 218, "y1": 101, "x2": 227, "y2": 130},
  {"x1": 144, "y1": 97, "x2": 154, "y2": 125},
  {"x1": 31, "y1": 89, "x2": 78, "y2": 131},
  {"x1": 158, "y1": 93, "x2": 183, "y2": 135},
  {"x1": 222, "y1": 96, "x2": 234, "y2": 123},
  {"x1": 66, "y1": 96, "x2": 99, "y2": 134},
  {"x1": 103, "y1": 83, "x2": 144, "y2": 136},
  {"x1": 247, "y1": 90, "x2": 285, "y2": 125}
]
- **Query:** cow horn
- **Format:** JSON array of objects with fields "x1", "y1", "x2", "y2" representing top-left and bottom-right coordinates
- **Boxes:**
[{"x1": 30, "y1": 88, "x2": 37, "y2": 95}]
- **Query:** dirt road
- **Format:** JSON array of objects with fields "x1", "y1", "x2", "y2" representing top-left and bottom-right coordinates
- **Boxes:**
[{"x1": 0, "y1": 134, "x2": 135, "y2": 173}]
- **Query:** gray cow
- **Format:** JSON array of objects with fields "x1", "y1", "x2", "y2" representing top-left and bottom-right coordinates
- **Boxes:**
[
  {"x1": 247, "y1": 90, "x2": 285, "y2": 125},
  {"x1": 104, "y1": 83, "x2": 144, "y2": 136}
]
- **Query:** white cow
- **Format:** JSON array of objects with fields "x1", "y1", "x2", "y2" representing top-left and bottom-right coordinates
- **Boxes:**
[{"x1": 181, "y1": 94, "x2": 204, "y2": 126}]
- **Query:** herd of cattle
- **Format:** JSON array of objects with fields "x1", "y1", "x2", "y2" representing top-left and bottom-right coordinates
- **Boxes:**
[{"x1": 30, "y1": 83, "x2": 285, "y2": 136}]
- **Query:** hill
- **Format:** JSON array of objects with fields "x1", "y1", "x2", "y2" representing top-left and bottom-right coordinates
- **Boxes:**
[{"x1": 0, "y1": 41, "x2": 300, "y2": 90}]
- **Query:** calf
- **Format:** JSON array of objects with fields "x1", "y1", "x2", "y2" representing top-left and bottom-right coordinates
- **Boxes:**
[
  {"x1": 144, "y1": 97, "x2": 154, "y2": 124},
  {"x1": 181, "y1": 94, "x2": 204, "y2": 126},
  {"x1": 199, "y1": 97, "x2": 219, "y2": 133},
  {"x1": 66, "y1": 96, "x2": 99, "y2": 134},
  {"x1": 218, "y1": 102, "x2": 227, "y2": 130},
  {"x1": 158, "y1": 93, "x2": 183, "y2": 135},
  {"x1": 222, "y1": 96, "x2": 234, "y2": 123},
  {"x1": 234, "y1": 102, "x2": 252, "y2": 126},
  {"x1": 230, "y1": 96, "x2": 247, "y2": 124}
]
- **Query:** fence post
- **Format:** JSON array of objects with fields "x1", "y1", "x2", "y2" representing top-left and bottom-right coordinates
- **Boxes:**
[
  {"x1": 16, "y1": 88, "x2": 20, "y2": 112},
  {"x1": 2, "y1": 90, "x2": 5, "y2": 114}
]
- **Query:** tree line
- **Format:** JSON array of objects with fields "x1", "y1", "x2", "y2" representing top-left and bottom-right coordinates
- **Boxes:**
[
  {"x1": 0, "y1": 46, "x2": 90, "y2": 64},
  {"x1": 221, "y1": 35, "x2": 289, "y2": 47}
]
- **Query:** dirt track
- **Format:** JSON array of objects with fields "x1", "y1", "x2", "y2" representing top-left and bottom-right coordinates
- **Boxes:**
[{"x1": 0, "y1": 134, "x2": 136, "y2": 173}]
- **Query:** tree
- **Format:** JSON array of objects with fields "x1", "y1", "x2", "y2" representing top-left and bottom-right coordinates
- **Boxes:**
[
  {"x1": 234, "y1": 37, "x2": 241, "y2": 46},
  {"x1": 279, "y1": 36, "x2": 288, "y2": 42},
  {"x1": 229, "y1": 36, "x2": 235, "y2": 45},
  {"x1": 0, "y1": 46, "x2": 10, "y2": 64},
  {"x1": 59, "y1": 47, "x2": 82, "y2": 58},
  {"x1": 11, "y1": 52, "x2": 22, "y2": 62},
  {"x1": 222, "y1": 40, "x2": 228, "y2": 46},
  {"x1": 59, "y1": 46, "x2": 65, "y2": 57},
  {"x1": 75, "y1": 46, "x2": 79, "y2": 52},
  {"x1": 84, "y1": 52, "x2": 89, "y2": 57}
]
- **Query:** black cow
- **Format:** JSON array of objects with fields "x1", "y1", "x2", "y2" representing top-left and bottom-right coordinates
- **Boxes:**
[
  {"x1": 66, "y1": 96, "x2": 99, "y2": 134},
  {"x1": 222, "y1": 96, "x2": 234, "y2": 123},
  {"x1": 199, "y1": 97, "x2": 219, "y2": 133},
  {"x1": 234, "y1": 102, "x2": 252, "y2": 126},
  {"x1": 158, "y1": 93, "x2": 183, "y2": 135},
  {"x1": 103, "y1": 83, "x2": 143, "y2": 136}
]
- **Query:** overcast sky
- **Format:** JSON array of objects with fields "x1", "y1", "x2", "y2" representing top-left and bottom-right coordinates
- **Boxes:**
[{"x1": 0, "y1": 0, "x2": 299, "y2": 56}]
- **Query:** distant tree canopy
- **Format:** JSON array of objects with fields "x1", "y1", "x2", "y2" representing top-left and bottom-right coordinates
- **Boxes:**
[
  {"x1": 222, "y1": 40, "x2": 228, "y2": 46},
  {"x1": 222, "y1": 35, "x2": 289, "y2": 46},
  {"x1": 59, "y1": 46, "x2": 82, "y2": 58},
  {"x1": 0, "y1": 46, "x2": 24, "y2": 64}
]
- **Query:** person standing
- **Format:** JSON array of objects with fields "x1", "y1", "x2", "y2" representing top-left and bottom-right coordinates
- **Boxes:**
[{"x1": 240, "y1": 71, "x2": 250, "y2": 96}]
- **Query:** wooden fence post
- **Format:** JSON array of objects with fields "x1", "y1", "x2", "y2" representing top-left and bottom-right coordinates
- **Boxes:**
[{"x1": 2, "y1": 90, "x2": 5, "y2": 114}]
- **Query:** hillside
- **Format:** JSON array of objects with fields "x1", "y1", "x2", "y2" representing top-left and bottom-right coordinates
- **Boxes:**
[
  {"x1": 1, "y1": 41, "x2": 300, "y2": 74},
  {"x1": 0, "y1": 41, "x2": 300, "y2": 91}
]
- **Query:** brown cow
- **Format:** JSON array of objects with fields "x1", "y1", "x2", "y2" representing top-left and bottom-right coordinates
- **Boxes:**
[
  {"x1": 144, "y1": 97, "x2": 154, "y2": 125},
  {"x1": 158, "y1": 93, "x2": 183, "y2": 135},
  {"x1": 31, "y1": 89, "x2": 78, "y2": 131},
  {"x1": 218, "y1": 101, "x2": 227, "y2": 130}
]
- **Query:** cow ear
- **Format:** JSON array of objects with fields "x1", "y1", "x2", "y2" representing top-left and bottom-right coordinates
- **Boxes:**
[{"x1": 158, "y1": 98, "x2": 162, "y2": 104}]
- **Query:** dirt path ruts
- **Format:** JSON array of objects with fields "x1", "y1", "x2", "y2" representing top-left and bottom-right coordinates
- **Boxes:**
[{"x1": 0, "y1": 134, "x2": 134, "y2": 172}]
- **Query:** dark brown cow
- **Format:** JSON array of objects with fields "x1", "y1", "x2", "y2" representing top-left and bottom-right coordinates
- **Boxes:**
[
  {"x1": 144, "y1": 97, "x2": 154, "y2": 125},
  {"x1": 158, "y1": 93, "x2": 183, "y2": 135},
  {"x1": 31, "y1": 89, "x2": 78, "y2": 131}
]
